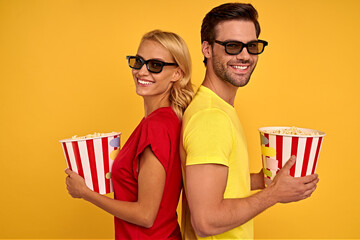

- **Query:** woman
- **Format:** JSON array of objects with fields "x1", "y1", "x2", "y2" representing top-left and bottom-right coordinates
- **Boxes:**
[{"x1": 65, "y1": 30, "x2": 193, "y2": 239}]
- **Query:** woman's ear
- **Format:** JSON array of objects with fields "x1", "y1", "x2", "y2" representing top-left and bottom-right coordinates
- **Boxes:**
[{"x1": 171, "y1": 67, "x2": 183, "y2": 82}]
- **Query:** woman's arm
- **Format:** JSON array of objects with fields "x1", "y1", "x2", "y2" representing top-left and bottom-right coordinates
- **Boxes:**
[{"x1": 65, "y1": 146, "x2": 165, "y2": 228}]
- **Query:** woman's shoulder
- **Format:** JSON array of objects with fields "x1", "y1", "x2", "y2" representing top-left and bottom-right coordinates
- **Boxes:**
[
  {"x1": 144, "y1": 107, "x2": 180, "y2": 131},
  {"x1": 147, "y1": 107, "x2": 178, "y2": 122}
]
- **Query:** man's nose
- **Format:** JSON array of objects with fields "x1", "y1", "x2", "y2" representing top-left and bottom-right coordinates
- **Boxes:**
[{"x1": 236, "y1": 47, "x2": 251, "y2": 60}]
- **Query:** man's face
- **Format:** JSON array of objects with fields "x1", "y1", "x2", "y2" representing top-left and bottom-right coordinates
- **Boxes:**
[{"x1": 211, "y1": 20, "x2": 259, "y2": 87}]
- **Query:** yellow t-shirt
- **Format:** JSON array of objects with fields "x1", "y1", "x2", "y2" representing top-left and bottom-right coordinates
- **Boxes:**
[{"x1": 181, "y1": 86, "x2": 253, "y2": 239}]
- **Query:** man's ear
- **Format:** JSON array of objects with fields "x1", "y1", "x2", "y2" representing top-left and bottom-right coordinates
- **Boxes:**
[
  {"x1": 171, "y1": 67, "x2": 183, "y2": 82},
  {"x1": 202, "y1": 41, "x2": 212, "y2": 59}
]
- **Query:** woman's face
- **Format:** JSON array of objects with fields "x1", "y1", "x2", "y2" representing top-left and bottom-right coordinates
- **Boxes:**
[{"x1": 132, "y1": 40, "x2": 180, "y2": 99}]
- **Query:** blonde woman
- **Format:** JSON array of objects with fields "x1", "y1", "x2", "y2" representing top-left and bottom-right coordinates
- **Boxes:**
[{"x1": 65, "y1": 30, "x2": 193, "y2": 239}]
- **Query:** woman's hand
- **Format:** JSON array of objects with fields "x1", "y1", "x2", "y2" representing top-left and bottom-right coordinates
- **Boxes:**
[
  {"x1": 63, "y1": 146, "x2": 166, "y2": 228},
  {"x1": 65, "y1": 168, "x2": 91, "y2": 198}
]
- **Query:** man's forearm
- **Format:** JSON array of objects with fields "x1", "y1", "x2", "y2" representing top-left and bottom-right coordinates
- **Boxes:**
[
  {"x1": 191, "y1": 186, "x2": 277, "y2": 237},
  {"x1": 190, "y1": 158, "x2": 318, "y2": 237}
]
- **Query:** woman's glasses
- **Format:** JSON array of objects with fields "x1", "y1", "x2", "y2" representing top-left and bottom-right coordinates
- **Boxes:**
[
  {"x1": 214, "y1": 40, "x2": 268, "y2": 55},
  {"x1": 126, "y1": 56, "x2": 178, "y2": 73}
]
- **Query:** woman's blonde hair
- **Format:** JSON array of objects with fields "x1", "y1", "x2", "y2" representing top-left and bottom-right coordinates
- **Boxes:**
[{"x1": 141, "y1": 30, "x2": 194, "y2": 119}]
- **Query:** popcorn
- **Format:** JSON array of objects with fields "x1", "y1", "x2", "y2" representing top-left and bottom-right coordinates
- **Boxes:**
[
  {"x1": 71, "y1": 132, "x2": 119, "y2": 140},
  {"x1": 262, "y1": 126, "x2": 321, "y2": 136},
  {"x1": 60, "y1": 131, "x2": 121, "y2": 194},
  {"x1": 258, "y1": 126, "x2": 325, "y2": 184}
]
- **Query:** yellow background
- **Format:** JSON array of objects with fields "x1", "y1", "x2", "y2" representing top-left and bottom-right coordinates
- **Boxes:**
[{"x1": 0, "y1": 0, "x2": 359, "y2": 239}]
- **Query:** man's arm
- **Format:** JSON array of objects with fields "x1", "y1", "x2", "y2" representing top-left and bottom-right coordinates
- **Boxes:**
[
  {"x1": 250, "y1": 169, "x2": 265, "y2": 190},
  {"x1": 186, "y1": 156, "x2": 319, "y2": 237}
]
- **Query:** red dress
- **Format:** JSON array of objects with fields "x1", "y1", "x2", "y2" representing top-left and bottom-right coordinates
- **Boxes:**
[{"x1": 111, "y1": 107, "x2": 182, "y2": 239}]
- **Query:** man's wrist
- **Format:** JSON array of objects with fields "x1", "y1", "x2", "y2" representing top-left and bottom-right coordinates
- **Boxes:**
[{"x1": 261, "y1": 184, "x2": 278, "y2": 206}]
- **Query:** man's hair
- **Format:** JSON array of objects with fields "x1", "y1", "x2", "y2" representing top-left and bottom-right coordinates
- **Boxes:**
[{"x1": 201, "y1": 3, "x2": 261, "y2": 65}]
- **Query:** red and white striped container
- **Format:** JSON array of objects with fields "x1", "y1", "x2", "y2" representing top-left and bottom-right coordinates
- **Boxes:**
[
  {"x1": 60, "y1": 132, "x2": 121, "y2": 194},
  {"x1": 259, "y1": 127, "x2": 325, "y2": 185}
]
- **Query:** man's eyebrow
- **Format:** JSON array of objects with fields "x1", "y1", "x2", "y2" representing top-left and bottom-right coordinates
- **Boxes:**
[{"x1": 221, "y1": 39, "x2": 258, "y2": 43}]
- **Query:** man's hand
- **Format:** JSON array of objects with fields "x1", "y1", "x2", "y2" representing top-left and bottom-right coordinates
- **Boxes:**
[{"x1": 267, "y1": 156, "x2": 319, "y2": 203}]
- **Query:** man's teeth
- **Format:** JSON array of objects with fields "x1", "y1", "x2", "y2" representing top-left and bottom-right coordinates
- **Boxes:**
[
  {"x1": 233, "y1": 65, "x2": 248, "y2": 70},
  {"x1": 138, "y1": 80, "x2": 153, "y2": 85}
]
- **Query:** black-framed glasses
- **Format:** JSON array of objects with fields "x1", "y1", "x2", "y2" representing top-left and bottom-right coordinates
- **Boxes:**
[
  {"x1": 126, "y1": 56, "x2": 178, "y2": 73},
  {"x1": 214, "y1": 40, "x2": 268, "y2": 55}
]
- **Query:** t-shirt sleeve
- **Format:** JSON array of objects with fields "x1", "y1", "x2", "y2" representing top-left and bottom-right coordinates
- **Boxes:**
[
  {"x1": 183, "y1": 108, "x2": 233, "y2": 166},
  {"x1": 135, "y1": 117, "x2": 171, "y2": 174}
]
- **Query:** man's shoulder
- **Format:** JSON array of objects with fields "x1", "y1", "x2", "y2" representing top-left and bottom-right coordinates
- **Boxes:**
[
  {"x1": 183, "y1": 104, "x2": 231, "y2": 135},
  {"x1": 184, "y1": 104, "x2": 228, "y2": 127},
  {"x1": 184, "y1": 87, "x2": 227, "y2": 119}
]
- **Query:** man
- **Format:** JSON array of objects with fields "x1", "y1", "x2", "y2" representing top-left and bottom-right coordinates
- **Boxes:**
[{"x1": 180, "y1": 3, "x2": 319, "y2": 239}]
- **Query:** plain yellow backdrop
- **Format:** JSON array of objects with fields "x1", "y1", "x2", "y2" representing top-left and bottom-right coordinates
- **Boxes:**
[{"x1": 0, "y1": 0, "x2": 359, "y2": 239}]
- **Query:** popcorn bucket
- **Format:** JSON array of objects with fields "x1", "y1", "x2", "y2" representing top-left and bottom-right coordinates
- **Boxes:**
[
  {"x1": 259, "y1": 127, "x2": 325, "y2": 185},
  {"x1": 60, "y1": 132, "x2": 121, "y2": 194}
]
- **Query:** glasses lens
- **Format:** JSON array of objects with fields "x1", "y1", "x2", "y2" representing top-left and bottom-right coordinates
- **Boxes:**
[
  {"x1": 129, "y1": 57, "x2": 144, "y2": 69},
  {"x1": 147, "y1": 60, "x2": 164, "y2": 73},
  {"x1": 248, "y1": 42, "x2": 260, "y2": 54},
  {"x1": 257, "y1": 42, "x2": 265, "y2": 53},
  {"x1": 225, "y1": 42, "x2": 243, "y2": 54},
  {"x1": 248, "y1": 41, "x2": 266, "y2": 54}
]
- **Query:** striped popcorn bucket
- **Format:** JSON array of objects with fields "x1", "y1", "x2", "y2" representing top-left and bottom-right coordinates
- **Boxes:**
[
  {"x1": 259, "y1": 127, "x2": 325, "y2": 185},
  {"x1": 60, "y1": 132, "x2": 121, "y2": 194}
]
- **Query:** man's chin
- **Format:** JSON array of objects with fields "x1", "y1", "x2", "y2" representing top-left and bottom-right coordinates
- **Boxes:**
[{"x1": 228, "y1": 77, "x2": 251, "y2": 88}]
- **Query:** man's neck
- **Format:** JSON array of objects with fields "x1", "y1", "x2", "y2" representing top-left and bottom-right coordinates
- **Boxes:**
[{"x1": 202, "y1": 69, "x2": 238, "y2": 106}]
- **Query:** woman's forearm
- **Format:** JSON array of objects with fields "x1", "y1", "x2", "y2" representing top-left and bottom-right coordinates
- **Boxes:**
[{"x1": 83, "y1": 189, "x2": 155, "y2": 228}]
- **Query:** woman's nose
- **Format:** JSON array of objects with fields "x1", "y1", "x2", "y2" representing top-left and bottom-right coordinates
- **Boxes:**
[{"x1": 137, "y1": 63, "x2": 149, "y2": 75}]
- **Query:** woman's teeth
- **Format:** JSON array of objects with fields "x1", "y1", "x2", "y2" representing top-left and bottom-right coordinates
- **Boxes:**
[{"x1": 138, "y1": 79, "x2": 153, "y2": 85}]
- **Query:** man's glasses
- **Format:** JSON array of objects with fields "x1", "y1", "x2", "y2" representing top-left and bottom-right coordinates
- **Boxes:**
[
  {"x1": 126, "y1": 56, "x2": 178, "y2": 73},
  {"x1": 214, "y1": 40, "x2": 268, "y2": 55}
]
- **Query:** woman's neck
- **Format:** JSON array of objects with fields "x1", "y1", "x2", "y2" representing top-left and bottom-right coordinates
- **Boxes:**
[{"x1": 143, "y1": 94, "x2": 171, "y2": 117}]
